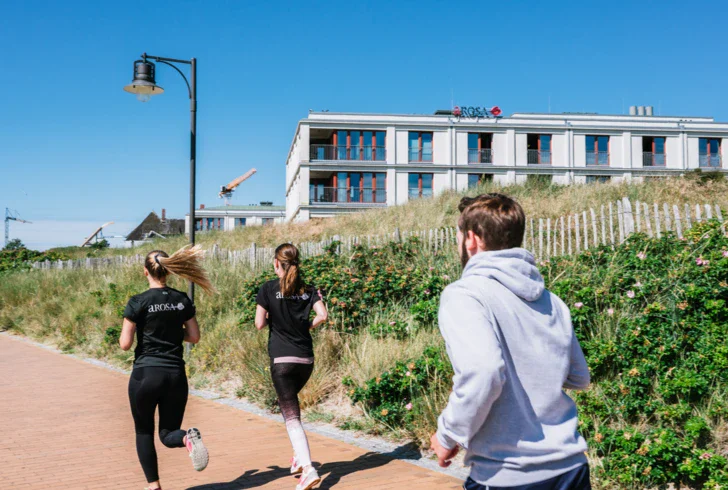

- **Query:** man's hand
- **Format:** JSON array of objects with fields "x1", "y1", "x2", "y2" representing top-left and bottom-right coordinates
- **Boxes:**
[{"x1": 430, "y1": 433, "x2": 459, "y2": 468}]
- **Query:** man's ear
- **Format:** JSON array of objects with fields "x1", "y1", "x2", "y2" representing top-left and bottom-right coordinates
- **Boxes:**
[{"x1": 466, "y1": 230, "x2": 486, "y2": 253}]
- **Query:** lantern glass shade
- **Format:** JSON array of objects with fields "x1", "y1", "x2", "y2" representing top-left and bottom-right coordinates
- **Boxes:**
[{"x1": 123, "y1": 60, "x2": 164, "y2": 96}]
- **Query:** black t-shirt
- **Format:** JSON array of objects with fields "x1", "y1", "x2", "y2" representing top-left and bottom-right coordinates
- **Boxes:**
[
  {"x1": 123, "y1": 287, "x2": 196, "y2": 369},
  {"x1": 256, "y1": 280, "x2": 321, "y2": 359}
]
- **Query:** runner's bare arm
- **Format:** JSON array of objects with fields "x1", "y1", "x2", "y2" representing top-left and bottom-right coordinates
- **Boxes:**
[
  {"x1": 184, "y1": 317, "x2": 201, "y2": 344},
  {"x1": 255, "y1": 305, "x2": 269, "y2": 330},
  {"x1": 119, "y1": 318, "x2": 136, "y2": 351},
  {"x1": 310, "y1": 301, "x2": 328, "y2": 330}
]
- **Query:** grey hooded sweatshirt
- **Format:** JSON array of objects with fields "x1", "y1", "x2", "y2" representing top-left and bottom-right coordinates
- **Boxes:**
[{"x1": 436, "y1": 248, "x2": 590, "y2": 487}]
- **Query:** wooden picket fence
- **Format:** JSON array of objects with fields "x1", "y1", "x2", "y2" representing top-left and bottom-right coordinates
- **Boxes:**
[{"x1": 32, "y1": 198, "x2": 726, "y2": 272}]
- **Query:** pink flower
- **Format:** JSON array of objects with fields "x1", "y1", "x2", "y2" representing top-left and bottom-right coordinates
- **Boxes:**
[
  {"x1": 389, "y1": 321, "x2": 396, "y2": 326},
  {"x1": 405, "y1": 403, "x2": 413, "y2": 411},
  {"x1": 637, "y1": 252, "x2": 646, "y2": 260},
  {"x1": 635, "y1": 281, "x2": 642, "y2": 288},
  {"x1": 627, "y1": 290, "x2": 636, "y2": 299},
  {"x1": 574, "y1": 302, "x2": 584, "y2": 309},
  {"x1": 607, "y1": 308, "x2": 615, "y2": 316},
  {"x1": 424, "y1": 289, "x2": 431, "y2": 295},
  {"x1": 723, "y1": 250, "x2": 728, "y2": 258},
  {"x1": 443, "y1": 275, "x2": 450, "y2": 280},
  {"x1": 405, "y1": 371, "x2": 412, "y2": 377},
  {"x1": 429, "y1": 267, "x2": 435, "y2": 271},
  {"x1": 696, "y1": 257, "x2": 704, "y2": 266}
]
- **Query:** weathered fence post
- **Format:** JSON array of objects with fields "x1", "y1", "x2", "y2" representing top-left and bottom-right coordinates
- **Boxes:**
[
  {"x1": 575, "y1": 214, "x2": 581, "y2": 253},
  {"x1": 663, "y1": 203, "x2": 672, "y2": 232},
  {"x1": 608, "y1": 202, "x2": 615, "y2": 245},
  {"x1": 560, "y1": 217, "x2": 565, "y2": 256},
  {"x1": 617, "y1": 200, "x2": 625, "y2": 243},
  {"x1": 538, "y1": 219, "x2": 544, "y2": 261},
  {"x1": 622, "y1": 198, "x2": 635, "y2": 238},
  {"x1": 673, "y1": 205, "x2": 683, "y2": 239},
  {"x1": 590, "y1": 208, "x2": 598, "y2": 248},
  {"x1": 643, "y1": 203, "x2": 653, "y2": 238},
  {"x1": 635, "y1": 200, "x2": 642, "y2": 232},
  {"x1": 654, "y1": 203, "x2": 661, "y2": 238}
]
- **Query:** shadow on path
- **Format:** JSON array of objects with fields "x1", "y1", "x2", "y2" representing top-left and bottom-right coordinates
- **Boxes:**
[{"x1": 186, "y1": 442, "x2": 423, "y2": 490}]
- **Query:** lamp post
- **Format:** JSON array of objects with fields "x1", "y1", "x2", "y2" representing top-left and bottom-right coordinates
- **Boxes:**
[{"x1": 124, "y1": 53, "x2": 197, "y2": 303}]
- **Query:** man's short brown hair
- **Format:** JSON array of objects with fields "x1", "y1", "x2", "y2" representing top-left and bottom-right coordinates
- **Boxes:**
[{"x1": 458, "y1": 193, "x2": 526, "y2": 251}]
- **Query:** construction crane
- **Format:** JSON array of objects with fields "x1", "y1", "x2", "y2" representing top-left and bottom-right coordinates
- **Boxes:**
[
  {"x1": 81, "y1": 221, "x2": 115, "y2": 247},
  {"x1": 4, "y1": 208, "x2": 31, "y2": 248},
  {"x1": 219, "y1": 168, "x2": 257, "y2": 206}
]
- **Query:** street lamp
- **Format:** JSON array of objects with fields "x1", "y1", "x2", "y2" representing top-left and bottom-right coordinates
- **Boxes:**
[{"x1": 124, "y1": 53, "x2": 198, "y2": 302}]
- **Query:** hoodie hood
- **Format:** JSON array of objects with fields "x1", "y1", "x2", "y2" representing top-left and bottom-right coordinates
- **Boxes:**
[{"x1": 462, "y1": 248, "x2": 544, "y2": 302}]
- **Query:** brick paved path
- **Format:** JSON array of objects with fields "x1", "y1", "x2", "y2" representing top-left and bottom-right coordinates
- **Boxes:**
[{"x1": 0, "y1": 335, "x2": 462, "y2": 489}]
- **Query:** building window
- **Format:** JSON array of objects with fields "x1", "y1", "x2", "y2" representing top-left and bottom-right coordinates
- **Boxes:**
[
  {"x1": 408, "y1": 173, "x2": 433, "y2": 199},
  {"x1": 408, "y1": 132, "x2": 433, "y2": 162},
  {"x1": 468, "y1": 174, "x2": 493, "y2": 188},
  {"x1": 699, "y1": 138, "x2": 721, "y2": 168},
  {"x1": 262, "y1": 218, "x2": 274, "y2": 226},
  {"x1": 467, "y1": 133, "x2": 493, "y2": 164},
  {"x1": 315, "y1": 173, "x2": 386, "y2": 203},
  {"x1": 586, "y1": 175, "x2": 611, "y2": 184},
  {"x1": 310, "y1": 130, "x2": 385, "y2": 161},
  {"x1": 586, "y1": 136, "x2": 609, "y2": 166},
  {"x1": 236, "y1": 218, "x2": 246, "y2": 227},
  {"x1": 642, "y1": 137, "x2": 666, "y2": 167},
  {"x1": 527, "y1": 134, "x2": 552, "y2": 164}
]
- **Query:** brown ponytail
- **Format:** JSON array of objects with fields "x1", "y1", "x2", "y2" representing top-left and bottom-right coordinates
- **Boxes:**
[
  {"x1": 275, "y1": 243, "x2": 303, "y2": 297},
  {"x1": 145, "y1": 245, "x2": 215, "y2": 293}
]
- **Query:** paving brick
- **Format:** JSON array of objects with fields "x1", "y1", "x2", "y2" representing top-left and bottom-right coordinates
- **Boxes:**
[{"x1": 0, "y1": 335, "x2": 462, "y2": 489}]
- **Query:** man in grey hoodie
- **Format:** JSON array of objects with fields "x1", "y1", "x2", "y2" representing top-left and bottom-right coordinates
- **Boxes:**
[{"x1": 430, "y1": 193, "x2": 591, "y2": 490}]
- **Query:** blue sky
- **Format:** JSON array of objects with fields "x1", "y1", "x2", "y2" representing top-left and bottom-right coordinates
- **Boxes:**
[{"x1": 1, "y1": 0, "x2": 727, "y2": 249}]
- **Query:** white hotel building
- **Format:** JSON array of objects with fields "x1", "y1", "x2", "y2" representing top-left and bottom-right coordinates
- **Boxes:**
[{"x1": 285, "y1": 107, "x2": 728, "y2": 222}]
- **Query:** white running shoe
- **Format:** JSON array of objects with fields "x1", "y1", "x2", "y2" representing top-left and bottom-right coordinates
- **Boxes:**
[
  {"x1": 296, "y1": 467, "x2": 321, "y2": 490},
  {"x1": 186, "y1": 428, "x2": 209, "y2": 471},
  {"x1": 290, "y1": 456, "x2": 303, "y2": 475}
]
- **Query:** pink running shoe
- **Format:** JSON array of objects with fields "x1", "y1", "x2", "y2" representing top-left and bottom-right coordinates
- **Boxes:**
[
  {"x1": 290, "y1": 456, "x2": 303, "y2": 475},
  {"x1": 296, "y1": 467, "x2": 321, "y2": 490}
]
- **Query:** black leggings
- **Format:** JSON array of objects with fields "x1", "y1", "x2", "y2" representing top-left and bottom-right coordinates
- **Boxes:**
[
  {"x1": 128, "y1": 366, "x2": 189, "y2": 483},
  {"x1": 270, "y1": 362, "x2": 313, "y2": 422}
]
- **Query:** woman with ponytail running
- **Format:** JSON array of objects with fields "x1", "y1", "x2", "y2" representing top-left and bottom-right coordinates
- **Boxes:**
[
  {"x1": 120, "y1": 246, "x2": 214, "y2": 490},
  {"x1": 255, "y1": 243, "x2": 328, "y2": 490}
]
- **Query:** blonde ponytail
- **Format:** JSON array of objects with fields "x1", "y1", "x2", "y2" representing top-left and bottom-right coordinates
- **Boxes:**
[{"x1": 145, "y1": 245, "x2": 215, "y2": 293}]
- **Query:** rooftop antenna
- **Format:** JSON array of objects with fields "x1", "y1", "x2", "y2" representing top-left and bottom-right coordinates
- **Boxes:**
[
  {"x1": 4, "y1": 208, "x2": 31, "y2": 247},
  {"x1": 219, "y1": 168, "x2": 257, "y2": 206}
]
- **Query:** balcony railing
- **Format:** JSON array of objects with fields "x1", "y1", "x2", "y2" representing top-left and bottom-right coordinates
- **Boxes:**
[
  {"x1": 408, "y1": 189, "x2": 434, "y2": 200},
  {"x1": 586, "y1": 151, "x2": 610, "y2": 166},
  {"x1": 527, "y1": 149, "x2": 551, "y2": 164},
  {"x1": 643, "y1": 152, "x2": 666, "y2": 167},
  {"x1": 468, "y1": 149, "x2": 493, "y2": 164},
  {"x1": 699, "y1": 154, "x2": 722, "y2": 168},
  {"x1": 309, "y1": 186, "x2": 386, "y2": 204},
  {"x1": 310, "y1": 145, "x2": 386, "y2": 162},
  {"x1": 408, "y1": 148, "x2": 433, "y2": 163}
]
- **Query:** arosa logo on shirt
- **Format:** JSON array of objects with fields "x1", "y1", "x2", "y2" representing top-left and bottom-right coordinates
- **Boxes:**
[
  {"x1": 148, "y1": 303, "x2": 185, "y2": 313},
  {"x1": 276, "y1": 292, "x2": 310, "y2": 300}
]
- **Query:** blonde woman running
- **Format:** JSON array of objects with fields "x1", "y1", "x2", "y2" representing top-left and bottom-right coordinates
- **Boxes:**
[
  {"x1": 255, "y1": 243, "x2": 328, "y2": 490},
  {"x1": 120, "y1": 246, "x2": 213, "y2": 490}
]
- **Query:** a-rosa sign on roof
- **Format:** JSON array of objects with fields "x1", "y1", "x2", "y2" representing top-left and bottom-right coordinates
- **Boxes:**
[{"x1": 452, "y1": 106, "x2": 502, "y2": 118}]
